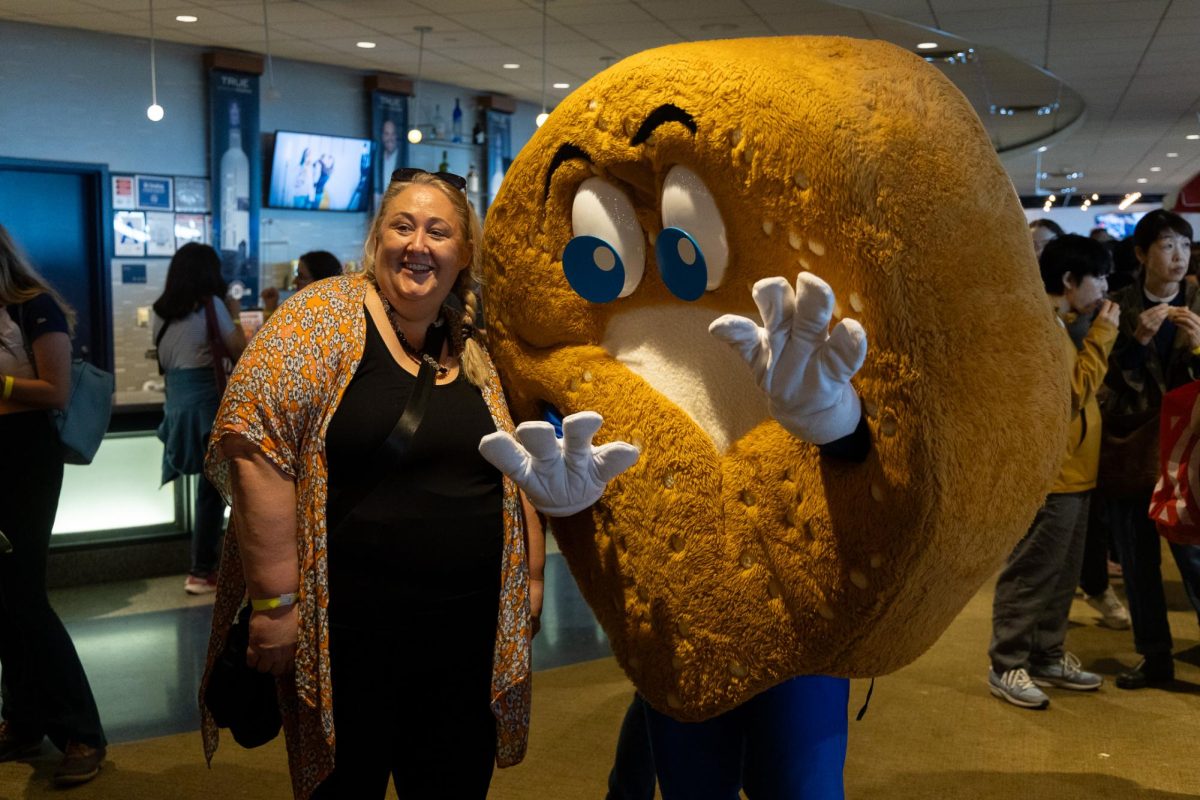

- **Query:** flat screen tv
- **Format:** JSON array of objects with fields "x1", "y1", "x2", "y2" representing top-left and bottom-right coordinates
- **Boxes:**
[{"x1": 267, "y1": 130, "x2": 372, "y2": 212}]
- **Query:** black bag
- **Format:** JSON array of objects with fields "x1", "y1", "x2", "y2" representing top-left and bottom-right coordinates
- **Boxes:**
[{"x1": 204, "y1": 605, "x2": 282, "y2": 748}]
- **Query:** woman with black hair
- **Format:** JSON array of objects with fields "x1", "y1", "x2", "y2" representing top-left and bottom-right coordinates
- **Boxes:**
[
  {"x1": 261, "y1": 249, "x2": 344, "y2": 319},
  {"x1": 153, "y1": 242, "x2": 246, "y2": 593},
  {"x1": 0, "y1": 223, "x2": 106, "y2": 785}
]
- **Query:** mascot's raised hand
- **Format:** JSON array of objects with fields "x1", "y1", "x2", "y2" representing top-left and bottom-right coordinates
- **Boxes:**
[
  {"x1": 479, "y1": 411, "x2": 640, "y2": 517},
  {"x1": 710, "y1": 272, "x2": 867, "y2": 445}
]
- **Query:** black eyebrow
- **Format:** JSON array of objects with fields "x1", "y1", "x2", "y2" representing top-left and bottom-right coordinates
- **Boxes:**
[
  {"x1": 630, "y1": 104, "x2": 696, "y2": 146},
  {"x1": 544, "y1": 143, "x2": 593, "y2": 201}
]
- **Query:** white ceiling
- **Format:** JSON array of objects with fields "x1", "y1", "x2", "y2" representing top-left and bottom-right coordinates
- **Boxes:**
[{"x1": 3, "y1": 0, "x2": 1199, "y2": 203}]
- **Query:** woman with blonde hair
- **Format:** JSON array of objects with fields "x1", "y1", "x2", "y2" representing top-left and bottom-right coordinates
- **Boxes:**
[
  {"x1": 200, "y1": 169, "x2": 543, "y2": 799},
  {"x1": 0, "y1": 223, "x2": 106, "y2": 786}
]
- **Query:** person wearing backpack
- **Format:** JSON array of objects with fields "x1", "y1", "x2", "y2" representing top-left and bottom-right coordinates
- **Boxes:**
[{"x1": 0, "y1": 223, "x2": 107, "y2": 786}]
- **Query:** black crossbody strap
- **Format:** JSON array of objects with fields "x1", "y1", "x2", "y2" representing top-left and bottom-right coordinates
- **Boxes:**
[{"x1": 378, "y1": 358, "x2": 435, "y2": 466}]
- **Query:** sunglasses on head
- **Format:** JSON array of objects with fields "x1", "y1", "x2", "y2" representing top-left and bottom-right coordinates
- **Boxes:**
[{"x1": 390, "y1": 167, "x2": 467, "y2": 192}]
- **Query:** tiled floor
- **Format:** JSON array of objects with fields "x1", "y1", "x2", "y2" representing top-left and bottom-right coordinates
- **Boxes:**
[{"x1": 50, "y1": 551, "x2": 610, "y2": 746}]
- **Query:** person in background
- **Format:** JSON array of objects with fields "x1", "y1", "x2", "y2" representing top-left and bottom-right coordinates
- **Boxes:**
[
  {"x1": 988, "y1": 234, "x2": 1119, "y2": 709},
  {"x1": 379, "y1": 119, "x2": 400, "y2": 189},
  {"x1": 0, "y1": 223, "x2": 107, "y2": 786},
  {"x1": 152, "y1": 243, "x2": 246, "y2": 594},
  {"x1": 199, "y1": 168, "x2": 543, "y2": 799},
  {"x1": 1030, "y1": 218, "x2": 1065, "y2": 258},
  {"x1": 1101, "y1": 209, "x2": 1200, "y2": 689},
  {"x1": 261, "y1": 250, "x2": 344, "y2": 319}
]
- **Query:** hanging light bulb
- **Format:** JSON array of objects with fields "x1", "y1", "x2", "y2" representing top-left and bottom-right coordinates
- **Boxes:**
[
  {"x1": 536, "y1": 0, "x2": 548, "y2": 127},
  {"x1": 146, "y1": 0, "x2": 163, "y2": 121},
  {"x1": 262, "y1": 0, "x2": 281, "y2": 101},
  {"x1": 408, "y1": 26, "x2": 430, "y2": 144}
]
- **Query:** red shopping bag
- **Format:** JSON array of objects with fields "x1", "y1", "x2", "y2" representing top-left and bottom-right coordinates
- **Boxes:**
[{"x1": 1149, "y1": 380, "x2": 1200, "y2": 545}]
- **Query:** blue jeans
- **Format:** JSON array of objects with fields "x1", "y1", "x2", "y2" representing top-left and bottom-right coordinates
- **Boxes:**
[
  {"x1": 1109, "y1": 492, "x2": 1200, "y2": 656},
  {"x1": 643, "y1": 675, "x2": 848, "y2": 800},
  {"x1": 192, "y1": 475, "x2": 226, "y2": 576}
]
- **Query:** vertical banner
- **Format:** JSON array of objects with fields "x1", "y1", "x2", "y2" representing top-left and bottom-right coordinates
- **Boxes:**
[
  {"x1": 371, "y1": 90, "x2": 408, "y2": 212},
  {"x1": 485, "y1": 109, "x2": 512, "y2": 211},
  {"x1": 209, "y1": 69, "x2": 260, "y2": 306}
]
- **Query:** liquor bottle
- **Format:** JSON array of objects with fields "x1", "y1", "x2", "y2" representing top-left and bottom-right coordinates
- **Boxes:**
[
  {"x1": 432, "y1": 105, "x2": 447, "y2": 140},
  {"x1": 220, "y1": 101, "x2": 250, "y2": 256},
  {"x1": 451, "y1": 98, "x2": 464, "y2": 143},
  {"x1": 472, "y1": 119, "x2": 486, "y2": 145},
  {"x1": 438, "y1": 150, "x2": 450, "y2": 173},
  {"x1": 466, "y1": 164, "x2": 480, "y2": 195}
]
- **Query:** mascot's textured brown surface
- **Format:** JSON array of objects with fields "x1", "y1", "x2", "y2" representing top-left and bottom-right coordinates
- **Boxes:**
[{"x1": 481, "y1": 36, "x2": 1070, "y2": 721}]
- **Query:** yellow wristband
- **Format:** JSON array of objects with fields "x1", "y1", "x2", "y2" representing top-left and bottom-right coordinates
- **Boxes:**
[
  {"x1": 1192, "y1": 345, "x2": 1200, "y2": 357},
  {"x1": 250, "y1": 592, "x2": 298, "y2": 612},
  {"x1": 1, "y1": 375, "x2": 13, "y2": 401}
]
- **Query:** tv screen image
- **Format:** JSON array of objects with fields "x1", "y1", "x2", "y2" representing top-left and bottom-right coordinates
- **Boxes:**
[
  {"x1": 268, "y1": 131, "x2": 372, "y2": 212},
  {"x1": 1095, "y1": 211, "x2": 1146, "y2": 240}
]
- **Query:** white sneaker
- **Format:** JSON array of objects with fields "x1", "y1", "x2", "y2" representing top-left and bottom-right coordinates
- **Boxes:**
[
  {"x1": 988, "y1": 667, "x2": 1050, "y2": 709},
  {"x1": 1029, "y1": 652, "x2": 1103, "y2": 691},
  {"x1": 1086, "y1": 586, "x2": 1131, "y2": 630}
]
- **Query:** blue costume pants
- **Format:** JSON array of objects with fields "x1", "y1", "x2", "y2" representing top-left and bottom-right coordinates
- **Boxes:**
[{"x1": 643, "y1": 675, "x2": 849, "y2": 799}]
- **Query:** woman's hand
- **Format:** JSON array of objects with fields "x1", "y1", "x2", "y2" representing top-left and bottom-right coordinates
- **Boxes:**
[
  {"x1": 1168, "y1": 306, "x2": 1200, "y2": 349},
  {"x1": 261, "y1": 286, "x2": 280, "y2": 315},
  {"x1": 1135, "y1": 303, "x2": 1170, "y2": 345},
  {"x1": 247, "y1": 603, "x2": 298, "y2": 676},
  {"x1": 530, "y1": 577, "x2": 544, "y2": 637}
]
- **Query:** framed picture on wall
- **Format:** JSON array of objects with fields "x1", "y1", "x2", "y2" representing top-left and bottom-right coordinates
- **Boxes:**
[
  {"x1": 175, "y1": 213, "x2": 207, "y2": 248},
  {"x1": 174, "y1": 177, "x2": 209, "y2": 213},
  {"x1": 112, "y1": 175, "x2": 136, "y2": 210},
  {"x1": 113, "y1": 211, "x2": 147, "y2": 257},
  {"x1": 136, "y1": 175, "x2": 173, "y2": 210},
  {"x1": 145, "y1": 212, "x2": 175, "y2": 256}
]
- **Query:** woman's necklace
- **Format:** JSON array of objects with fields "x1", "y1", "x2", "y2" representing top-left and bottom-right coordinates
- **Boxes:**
[{"x1": 378, "y1": 294, "x2": 449, "y2": 378}]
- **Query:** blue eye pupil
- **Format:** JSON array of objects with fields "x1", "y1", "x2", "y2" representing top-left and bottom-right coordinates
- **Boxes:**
[
  {"x1": 563, "y1": 234, "x2": 625, "y2": 303},
  {"x1": 656, "y1": 227, "x2": 707, "y2": 301}
]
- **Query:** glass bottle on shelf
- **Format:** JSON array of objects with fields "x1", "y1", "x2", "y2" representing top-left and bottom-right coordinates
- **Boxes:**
[
  {"x1": 220, "y1": 101, "x2": 250, "y2": 256},
  {"x1": 466, "y1": 164, "x2": 480, "y2": 195},
  {"x1": 451, "y1": 98, "x2": 463, "y2": 143},
  {"x1": 438, "y1": 150, "x2": 450, "y2": 173},
  {"x1": 472, "y1": 118, "x2": 486, "y2": 145},
  {"x1": 432, "y1": 105, "x2": 447, "y2": 140}
]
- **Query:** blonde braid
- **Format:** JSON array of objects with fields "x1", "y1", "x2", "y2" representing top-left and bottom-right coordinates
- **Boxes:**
[{"x1": 456, "y1": 277, "x2": 489, "y2": 389}]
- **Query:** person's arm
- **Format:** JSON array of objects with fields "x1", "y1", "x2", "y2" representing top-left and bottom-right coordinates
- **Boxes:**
[
  {"x1": 1, "y1": 330, "x2": 71, "y2": 412},
  {"x1": 1070, "y1": 301, "x2": 1120, "y2": 414},
  {"x1": 219, "y1": 295, "x2": 247, "y2": 359},
  {"x1": 521, "y1": 491, "x2": 545, "y2": 635},
  {"x1": 224, "y1": 435, "x2": 299, "y2": 676}
]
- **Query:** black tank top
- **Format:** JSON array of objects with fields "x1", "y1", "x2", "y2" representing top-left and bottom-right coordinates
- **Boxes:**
[{"x1": 324, "y1": 310, "x2": 504, "y2": 630}]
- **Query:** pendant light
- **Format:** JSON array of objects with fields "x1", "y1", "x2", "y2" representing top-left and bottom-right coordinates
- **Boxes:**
[
  {"x1": 408, "y1": 26, "x2": 431, "y2": 144},
  {"x1": 262, "y1": 0, "x2": 281, "y2": 101},
  {"x1": 146, "y1": 0, "x2": 164, "y2": 121},
  {"x1": 535, "y1": 0, "x2": 549, "y2": 127}
]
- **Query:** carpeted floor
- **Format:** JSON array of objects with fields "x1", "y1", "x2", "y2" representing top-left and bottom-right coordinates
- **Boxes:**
[{"x1": 4, "y1": 569, "x2": 1199, "y2": 799}]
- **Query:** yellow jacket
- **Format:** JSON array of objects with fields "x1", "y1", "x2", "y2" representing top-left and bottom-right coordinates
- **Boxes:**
[{"x1": 1053, "y1": 312, "x2": 1118, "y2": 494}]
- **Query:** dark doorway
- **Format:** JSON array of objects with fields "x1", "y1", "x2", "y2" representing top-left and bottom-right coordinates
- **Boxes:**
[{"x1": 0, "y1": 158, "x2": 112, "y2": 370}]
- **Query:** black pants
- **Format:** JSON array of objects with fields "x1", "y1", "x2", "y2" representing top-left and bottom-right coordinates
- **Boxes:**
[
  {"x1": 0, "y1": 411, "x2": 105, "y2": 751},
  {"x1": 311, "y1": 607, "x2": 498, "y2": 799},
  {"x1": 1079, "y1": 491, "x2": 1116, "y2": 598}
]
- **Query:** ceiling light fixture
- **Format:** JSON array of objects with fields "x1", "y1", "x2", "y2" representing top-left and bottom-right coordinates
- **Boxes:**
[
  {"x1": 1118, "y1": 192, "x2": 1142, "y2": 210},
  {"x1": 261, "y1": 0, "x2": 280, "y2": 101},
  {"x1": 1188, "y1": 134, "x2": 1200, "y2": 141},
  {"x1": 1150, "y1": 166, "x2": 1162, "y2": 172},
  {"x1": 1136, "y1": 177, "x2": 1148, "y2": 183},
  {"x1": 175, "y1": 14, "x2": 197, "y2": 23},
  {"x1": 408, "y1": 26, "x2": 431, "y2": 144},
  {"x1": 1091, "y1": 193, "x2": 1099, "y2": 200},
  {"x1": 553, "y1": 82, "x2": 569, "y2": 89},
  {"x1": 535, "y1": 0, "x2": 549, "y2": 128},
  {"x1": 1167, "y1": 152, "x2": 1179, "y2": 157},
  {"x1": 917, "y1": 42, "x2": 938, "y2": 50},
  {"x1": 356, "y1": 41, "x2": 376, "y2": 49},
  {"x1": 146, "y1": 0, "x2": 163, "y2": 121},
  {"x1": 503, "y1": 63, "x2": 520, "y2": 70}
]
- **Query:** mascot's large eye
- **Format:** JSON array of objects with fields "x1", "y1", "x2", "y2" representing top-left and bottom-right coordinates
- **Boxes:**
[
  {"x1": 564, "y1": 177, "x2": 646, "y2": 303},
  {"x1": 659, "y1": 165, "x2": 729, "y2": 300}
]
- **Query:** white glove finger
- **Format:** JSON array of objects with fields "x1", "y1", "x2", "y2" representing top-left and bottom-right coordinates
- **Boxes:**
[
  {"x1": 478, "y1": 432, "x2": 532, "y2": 478},
  {"x1": 561, "y1": 411, "x2": 604, "y2": 456},
  {"x1": 814, "y1": 318, "x2": 868, "y2": 386},
  {"x1": 791, "y1": 272, "x2": 836, "y2": 338},
  {"x1": 513, "y1": 422, "x2": 562, "y2": 461},
  {"x1": 709, "y1": 315, "x2": 765, "y2": 369},
  {"x1": 750, "y1": 277, "x2": 795, "y2": 339},
  {"x1": 592, "y1": 442, "x2": 641, "y2": 483}
]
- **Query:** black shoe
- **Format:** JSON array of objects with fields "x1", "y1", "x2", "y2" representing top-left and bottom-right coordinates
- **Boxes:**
[
  {"x1": 0, "y1": 720, "x2": 43, "y2": 762},
  {"x1": 53, "y1": 741, "x2": 106, "y2": 786},
  {"x1": 1115, "y1": 655, "x2": 1174, "y2": 690}
]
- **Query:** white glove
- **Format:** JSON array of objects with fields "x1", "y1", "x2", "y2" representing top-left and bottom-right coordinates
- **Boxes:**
[
  {"x1": 478, "y1": 411, "x2": 640, "y2": 517},
  {"x1": 709, "y1": 272, "x2": 867, "y2": 445}
]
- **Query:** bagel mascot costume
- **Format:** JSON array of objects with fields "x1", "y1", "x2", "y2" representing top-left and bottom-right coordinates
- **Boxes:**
[{"x1": 477, "y1": 36, "x2": 1070, "y2": 798}]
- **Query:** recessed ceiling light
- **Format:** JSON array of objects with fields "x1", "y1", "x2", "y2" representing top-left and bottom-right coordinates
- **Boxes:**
[
  {"x1": 175, "y1": 14, "x2": 197, "y2": 23},
  {"x1": 553, "y1": 82, "x2": 570, "y2": 89},
  {"x1": 917, "y1": 42, "x2": 938, "y2": 50},
  {"x1": 503, "y1": 63, "x2": 521, "y2": 69},
  {"x1": 1187, "y1": 134, "x2": 1200, "y2": 140},
  {"x1": 1136, "y1": 177, "x2": 1148, "y2": 183},
  {"x1": 1167, "y1": 152, "x2": 1180, "y2": 157},
  {"x1": 1150, "y1": 166, "x2": 1162, "y2": 172},
  {"x1": 356, "y1": 41, "x2": 376, "y2": 49},
  {"x1": 1037, "y1": 145, "x2": 1048, "y2": 152}
]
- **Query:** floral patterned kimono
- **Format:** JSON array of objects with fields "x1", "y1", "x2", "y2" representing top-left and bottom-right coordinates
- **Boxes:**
[{"x1": 199, "y1": 274, "x2": 532, "y2": 799}]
